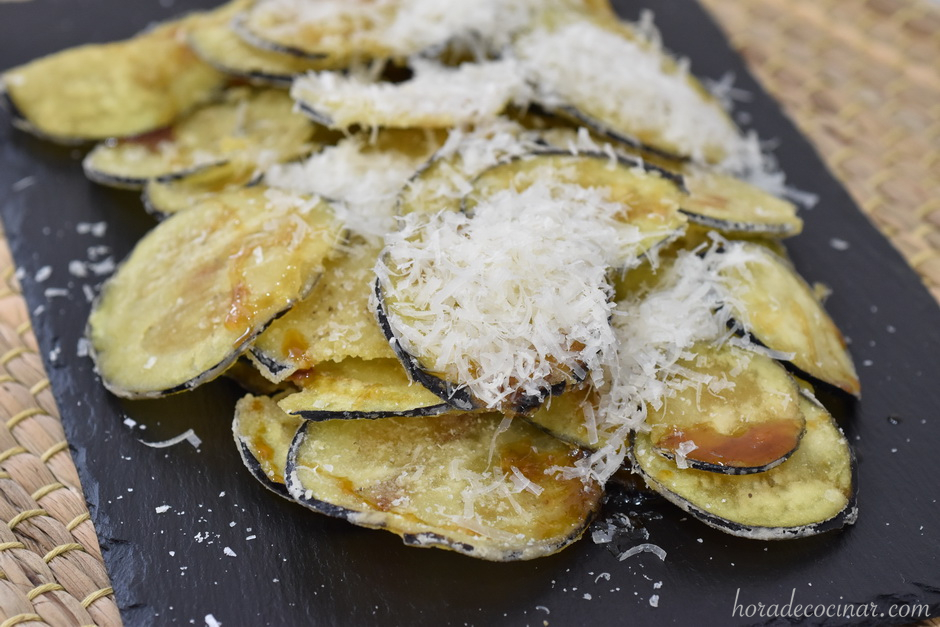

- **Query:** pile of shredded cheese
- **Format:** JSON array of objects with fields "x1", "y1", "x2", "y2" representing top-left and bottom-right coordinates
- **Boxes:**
[
  {"x1": 512, "y1": 18, "x2": 746, "y2": 166},
  {"x1": 376, "y1": 182, "x2": 652, "y2": 410},
  {"x1": 265, "y1": 134, "x2": 433, "y2": 239},
  {"x1": 562, "y1": 244, "x2": 760, "y2": 483}
]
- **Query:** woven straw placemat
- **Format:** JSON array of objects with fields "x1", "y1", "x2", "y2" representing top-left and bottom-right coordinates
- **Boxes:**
[
  {"x1": 0, "y1": 0, "x2": 937, "y2": 625},
  {"x1": 0, "y1": 224, "x2": 120, "y2": 626},
  {"x1": 701, "y1": 0, "x2": 940, "y2": 304}
]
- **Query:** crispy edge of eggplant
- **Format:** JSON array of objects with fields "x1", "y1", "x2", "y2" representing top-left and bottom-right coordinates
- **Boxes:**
[
  {"x1": 232, "y1": 395, "x2": 302, "y2": 499},
  {"x1": 648, "y1": 345, "x2": 807, "y2": 476},
  {"x1": 230, "y1": 12, "x2": 330, "y2": 61},
  {"x1": 82, "y1": 150, "x2": 227, "y2": 190},
  {"x1": 678, "y1": 210, "x2": 797, "y2": 236},
  {"x1": 461, "y1": 147, "x2": 688, "y2": 202},
  {"x1": 224, "y1": 357, "x2": 296, "y2": 396},
  {"x1": 86, "y1": 287, "x2": 295, "y2": 399},
  {"x1": 461, "y1": 149, "x2": 689, "y2": 267},
  {"x1": 372, "y1": 278, "x2": 481, "y2": 412},
  {"x1": 373, "y1": 278, "x2": 573, "y2": 414},
  {"x1": 554, "y1": 104, "x2": 693, "y2": 166},
  {"x1": 188, "y1": 26, "x2": 292, "y2": 87},
  {"x1": 86, "y1": 191, "x2": 342, "y2": 399},
  {"x1": 285, "y1": 402, "x2": 455, "y2": 422},
  {"x1": 0, "y1": 86, "x2": 89, "y2": 146},
  {"x1": 293, "y1": 99, "x2": 336, "y2": 128},
  {"x1": 654, "y1": 436, "x2": 801, "y2": 475},
  {"x1": 141, "y1": 164, "x2": 262, "y2": 220},
  {"x1": 283, "y1": 422, "x2": 478, "y2": 555},
  {"x1": 246, "y1": 347, "x2": 294, "y2": 381}
]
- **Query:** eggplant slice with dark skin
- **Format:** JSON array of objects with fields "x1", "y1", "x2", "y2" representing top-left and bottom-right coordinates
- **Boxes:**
[
  {"x1": 285, "y1": 408, "x2": 604, "y2": 561},
  {"x1": 87, "y1": 186, "x2": 344, "y2": 398},
  {"x1": 679, "y1": 170, "x2": 803, "y2": 237},
  {"x1": 188, "y1": 15, "x2": 343, "y2": 87},
  {"x1": 645, "y1": 342, "x2": 806, "y2": 475},
  {"x1": 250, "y1": 238, "x2": 396, "y2": 384},
  {"x1": 378, "y1": 150, "x2": 685, "y2": 414},
  {"x1": 142, "y1": 160, "x2": 262, "y2": 219},
  {"x1": 512, "y1": 13, "x2": 743, "y2": 165},
  {"x1": 717, "y1": 241, "x2": 861, "y2": 396},
  {"x1": 83, "y1": 87, "x2": 320, "y2": 189},
  {"x1": 463, "y1": 150, "x2": 688, "y2": 263},
  {"x1": 373, "y1": 279, "x2": 482, "y2": 412},
  {"x1": 633, "y1": 390, "x2": 856, "y2": 539},
  {"x1": 0, "y1": 11, "x2": 226, "y2": 144}
]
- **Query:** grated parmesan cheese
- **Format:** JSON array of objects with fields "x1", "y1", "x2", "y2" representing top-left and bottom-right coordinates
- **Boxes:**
[
  {"x1": 291, "y1": 59, "x2": 531, "y2": 130},
  {"x1": 265, "y1": 133, "x2": 433, "y2": 238},
  {"x1": 249, "y1": 0, "x2": 545, "y2": 59},
  {"x1": 513, "y1": 17, "x2": 746, "y2": 166},
  {"x1": 377, "y1": 182, "x2": 649, "y2": 410},
  {"x1": 618, "y1": 542, "x2": 667, "y2": 562},
  {"x1": 555, "y1": 243, "x2": 762, "y2": 483}
]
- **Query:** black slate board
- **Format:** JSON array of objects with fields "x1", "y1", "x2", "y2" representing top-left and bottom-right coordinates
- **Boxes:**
[{"x1": 2, "y1": 1, "x2": 939, "y2": 625}]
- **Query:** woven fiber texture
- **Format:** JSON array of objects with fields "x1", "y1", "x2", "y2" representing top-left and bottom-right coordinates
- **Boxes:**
[
  {"x1": 701, "y1": 0, "x2": 940, "y2": 304},
  {"x1": 0, "y1": 225, "x2": 120, "y2": 627}
]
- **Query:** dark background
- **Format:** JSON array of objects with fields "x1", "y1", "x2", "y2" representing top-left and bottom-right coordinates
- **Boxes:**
[{"x1": 1, "y1": 0, "x2": 939, "y2": 625}]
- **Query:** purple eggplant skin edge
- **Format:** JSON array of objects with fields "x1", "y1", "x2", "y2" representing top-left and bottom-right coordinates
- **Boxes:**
[{"x1": 372, "y1": 278, "x2": 571, "y2": 414}]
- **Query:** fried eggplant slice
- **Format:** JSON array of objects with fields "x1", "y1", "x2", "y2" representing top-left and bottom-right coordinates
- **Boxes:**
[
  {"x1": 290, "y1": 59, "x2": 527, "y2": 130},
  {"x1": 263, "y1": 128, "x2": 444, "y2": 238},
  {"x1": 189, "y1": 17, "x2": 343, "y2": 86},
  {"x1": 277, "y1": 358, "x2": 453, "y2": 420},
  {"x1": 395, "y1": 117, "x2": 545, "y2": 216},
  {"x1": 233, "y1": 393, "x2": 304, "y2": 496},
  {"x1": 646, "y1": 342, "x2": 805, "y2": 474},
  {"x1": 142, "y1": 160, "x2": 261, "y2": 219},
  {"x1": 234, "y1": 0, "x2": 543, "y2": 63},
  {"x1": 376, "y1": 177, "x2": 636, "y2": 413},
  {"x1": 512, "y1": 14, "x2": 743, "y2": 164},
  {"x1": 232, "y1": 1, "x2": 396, "y2": 62},
  {"x1": 250, "y1": 239, "x2": 395, "y2": 383},
  {"x1": 633, "y1": 393, "x2": 856, "y2": 539},
  {"x1": 463, "y1": 151, "x2": 687, "y2": 261},
  {"x1": 83, "y1": 87, "x2": 319, "y2": 188},
  {"x1": 88, "y1": 187, "x2": 344, "y2": 398},
  {"x1": 680, "y1": 171, "x2": 803, "y2": 237},
  {"x1": 718, "y1": 242, "x2": 860, "y2": 396},
  {"x1": 285, "y1": 411, "x2": 603, "y2": 560},
  {"x1": 1, "y1": 14, "x2": 226, "y2": 143}
]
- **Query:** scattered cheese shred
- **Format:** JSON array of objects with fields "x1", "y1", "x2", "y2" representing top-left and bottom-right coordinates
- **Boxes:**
[
  {"x1": 618, "y1": 542, "x2": 667, "y2": 562},
  {"x1": 139, "y1": 428, "x2": 202, "y2": 450}
]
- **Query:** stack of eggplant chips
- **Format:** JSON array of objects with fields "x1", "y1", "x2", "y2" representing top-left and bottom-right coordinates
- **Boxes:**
[{"x1": 2, "y1": 0, "x2": 857, "y2": 560}]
